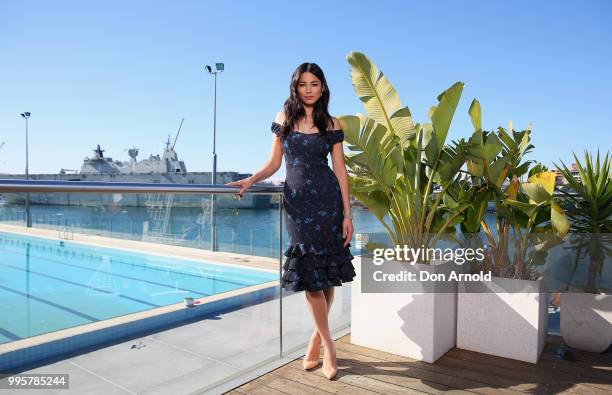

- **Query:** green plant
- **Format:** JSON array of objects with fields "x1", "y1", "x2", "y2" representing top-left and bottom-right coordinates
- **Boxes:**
[
  {"x1": 555, "y1": 150, "x2": 611, "y2": 293},
  {"x1": 339, "y1": 51, "x2": 470, "y2": 259},
  {"x1": 455, "y1": 101, "x2": 569, "y2": 279}
]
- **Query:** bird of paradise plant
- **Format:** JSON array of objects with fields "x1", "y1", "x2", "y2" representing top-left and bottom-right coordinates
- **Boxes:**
[{"x1": 338, "y1": 51, "x2": 470, "y2": 260}]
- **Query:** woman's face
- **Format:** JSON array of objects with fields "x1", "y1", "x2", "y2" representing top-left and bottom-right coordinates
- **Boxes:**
[{"x1": 297, "y1": 71, "x2": 323, "y2": 106}]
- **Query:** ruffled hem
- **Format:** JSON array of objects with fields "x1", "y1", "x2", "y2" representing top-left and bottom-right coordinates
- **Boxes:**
[{"x1": 281, "y1": 241, "x2": 356, "y2": 292}]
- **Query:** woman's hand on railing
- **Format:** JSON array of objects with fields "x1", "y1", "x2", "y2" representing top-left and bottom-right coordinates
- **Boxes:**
[{"x1": 225, "y1": 177, "x2": 254, "y2": 199}]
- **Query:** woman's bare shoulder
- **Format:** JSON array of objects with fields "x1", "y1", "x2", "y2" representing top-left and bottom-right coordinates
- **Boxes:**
[
  {"x1": 329, "y1": 116, "x2": 342, "y2": 131},
  {"x1": 274, "y1": 111, "x2": 286, "y2": 124}
]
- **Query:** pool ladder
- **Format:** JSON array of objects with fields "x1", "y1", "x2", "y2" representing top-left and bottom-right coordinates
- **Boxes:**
[{"x1": 58, "y1": 225, "x2": 74, "y2": 241}]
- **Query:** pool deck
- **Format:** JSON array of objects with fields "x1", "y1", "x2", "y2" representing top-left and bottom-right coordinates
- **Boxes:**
[
  {"x1": 228, "y1": 333, "x2": 612, "y2": 395},
  {"x1": 0, "y1": 286, "x2": 344, "y2": 394}
]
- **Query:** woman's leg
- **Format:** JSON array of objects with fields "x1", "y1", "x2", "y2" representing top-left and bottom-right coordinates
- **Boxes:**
[
  {"x1": 304, "y1": 287, "x2": 338, "y2": 378},
  {"x1": 304, "y1": 287, "x2": 335, "y2": 361}
]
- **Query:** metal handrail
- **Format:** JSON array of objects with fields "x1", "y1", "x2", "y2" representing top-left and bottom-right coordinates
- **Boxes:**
[{"x1": 0, "y1": 179, "x2": 283, "y2": 194}]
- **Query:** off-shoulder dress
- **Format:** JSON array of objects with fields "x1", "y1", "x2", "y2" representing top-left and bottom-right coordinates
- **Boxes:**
[{"x1": 271, "y1": 121, "x2": 356, "y2": 292}]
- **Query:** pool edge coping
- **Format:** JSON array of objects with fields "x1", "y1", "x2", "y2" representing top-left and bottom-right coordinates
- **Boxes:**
[{"x1": 0, "y1": 279, "x2": 279, "y2": 372}]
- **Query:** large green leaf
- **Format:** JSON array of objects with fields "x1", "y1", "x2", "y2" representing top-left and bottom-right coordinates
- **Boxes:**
[
  {"x1": 352, "y1": 189, "x2": 390, "y2": 222},
  {"x1": 346, "y1": 51, "x2": 416, "y2": 147},
  {"x1": 503, "y1": 199, "x2": 539, "y2": 218},
  {"x1": 340, "y1": 114, "x2": 398, "y2": 191},
  {"x1": 468, "y1": 99, "x2": 482, "y2": 131},
  {"x1": 464, "y1": 190, "x2": 490, "y2": 233},
  {"x1": 431, "y1": 82, "x2": 464, "y2": 146}
]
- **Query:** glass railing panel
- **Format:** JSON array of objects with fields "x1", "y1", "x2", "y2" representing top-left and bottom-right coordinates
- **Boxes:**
[{"x1": 0, "y1": 185, "x2": 286, "y2": 390}]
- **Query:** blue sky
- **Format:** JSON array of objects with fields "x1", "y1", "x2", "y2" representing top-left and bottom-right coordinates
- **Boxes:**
[{"x1": 1, "y1": 0, "x2": 610, "y2": 181}]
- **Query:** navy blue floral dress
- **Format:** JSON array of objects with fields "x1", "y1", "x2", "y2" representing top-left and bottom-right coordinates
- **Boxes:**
[{"x1": 272, "y1": 121, "x2": 356, "y2": 292}]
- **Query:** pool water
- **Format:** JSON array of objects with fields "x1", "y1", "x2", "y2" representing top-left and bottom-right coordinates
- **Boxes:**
[{"x1": 0, "y1": 231, "x2": 277, "y2": 344}]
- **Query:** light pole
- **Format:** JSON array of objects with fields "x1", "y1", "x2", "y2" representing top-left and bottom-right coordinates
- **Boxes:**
[
  {"x1": 205, "y1": 63, "x2": 224, "y2": 251},
  {"x1": 20, "y1": 112, "x2": 31, "y2": 228}
]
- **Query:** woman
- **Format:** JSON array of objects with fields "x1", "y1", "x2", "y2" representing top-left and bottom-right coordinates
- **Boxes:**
[{"x1": 225, "y1": 62, "x2": 356, "y2": 380}]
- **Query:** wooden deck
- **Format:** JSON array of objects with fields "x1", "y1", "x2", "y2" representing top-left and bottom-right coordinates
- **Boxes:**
[{"x1": 226, "y1": 333, "x2": 611, "y2": 394}]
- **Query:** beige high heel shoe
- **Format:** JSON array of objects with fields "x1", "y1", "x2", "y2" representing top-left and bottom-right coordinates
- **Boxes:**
[
  {"x1": 302, "y1": 336, "x2": 321, "y2": 370},
  {"x1": 321, "y1": 343, "x2": 338, "y2": 380},
  {"x1": 302, "y1": 358, "x2": 319, "y2": 370}
]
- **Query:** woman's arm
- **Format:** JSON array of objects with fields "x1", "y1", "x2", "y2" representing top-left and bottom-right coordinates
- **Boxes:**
[
  {"x1": 224, "y1": 112, "x2": 284, "y2": 196},
  {"x1": 330, "y1": 117, "x2": 353, "y2": 247},
  {"x1": 249, "y1": 112, "x2": 285, "y2": 183},
  {"x1": 329, "y1": 117, "x2": 351, "y2": 219}
]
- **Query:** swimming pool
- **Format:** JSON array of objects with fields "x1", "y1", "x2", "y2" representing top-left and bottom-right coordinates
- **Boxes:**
[{"x1": 0, "y1": 231, "x2": 277, "y2": 345}]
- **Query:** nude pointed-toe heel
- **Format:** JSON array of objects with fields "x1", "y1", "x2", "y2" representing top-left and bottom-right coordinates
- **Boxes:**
[
  {"x1": 303, "y1": 337, "x2": 321, "y2": 370},
  {"x1": 322, "y1": 344, "x2": 338, "y2": 380},
  {"x1": 302, "y1": 358, "x2": 320, "y2": 370}
]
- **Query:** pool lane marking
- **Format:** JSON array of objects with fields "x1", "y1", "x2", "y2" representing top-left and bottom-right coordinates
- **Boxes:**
[
  {"x1": 0, "y1": 327, "x2": 21, "y2": 341},
  {"x1": 0, "y1": 283, "x2": 100, "y2": 321},
  {"x1": 0, "y1": 248, "x2": 215, "y2": 296},
  {"x1": 0, "y1": 262, "x2": 161, "y2": 310}
]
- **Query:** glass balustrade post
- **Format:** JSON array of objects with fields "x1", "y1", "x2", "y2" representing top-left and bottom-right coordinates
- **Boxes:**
[
  {"x1": 279, "y1": 193, "x2": 283, "y2": 358},
  {"x1": 250, "y1": 230, "x2": 253, "y2": 255},
  {"x1": 198, "y1": 225, "x2": 202, "y2": 248}
]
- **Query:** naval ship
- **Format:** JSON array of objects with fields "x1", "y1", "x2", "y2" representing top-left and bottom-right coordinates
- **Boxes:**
[{"x1": 0, "y1": 126, "x2": 274, "y2": 209}]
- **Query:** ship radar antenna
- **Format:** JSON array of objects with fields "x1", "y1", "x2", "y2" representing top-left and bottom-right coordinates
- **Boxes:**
[
  {"x1": 125, "y1": 146, "x2": 139, "y2": 161},
  {"x1": 94, "y1": 144, "x2": 105, "y2": 159}
]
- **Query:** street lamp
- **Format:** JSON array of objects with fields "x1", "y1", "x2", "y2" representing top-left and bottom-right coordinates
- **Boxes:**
[
  {"x1": 205, "y1": 63, "x2": 224, "y2": 251},
  {"x1": 20, "y1": 112, "x2": 31, "y2": 228},
  {"x1": 205, "y1": 63, "x2": 224, "y2": 184}
]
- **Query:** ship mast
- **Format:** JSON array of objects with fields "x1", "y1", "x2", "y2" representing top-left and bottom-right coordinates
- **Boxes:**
[{"x1": 172, "y1": 118, "x2": 184, "y2": 149}]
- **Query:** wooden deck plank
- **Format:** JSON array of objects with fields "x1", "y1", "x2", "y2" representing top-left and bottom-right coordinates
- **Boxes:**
[
  {"x1": 447, "y1": 348, "x2": 612, "y2": 388},
  {"x1": 232, "y1": 378, "x2": 289, "y2": 395},
  {"x1": 336, "y1": 343, "x2": 522, "y2": 394},
  {"x1": 343, "y1": 333, "x2": 612, "y2": 390},
  {"x1": 338, "y1": 338, "x2": 533, "y2": 394},
  {"x1": 253, "y1": 372, "x2": 332, "y2": 395},
  {"x1": 228, "y1": 333, "x2": 612, "y2": 395},
  {"x1": 438, "y1": 352, "x2": 608, "y2": 395},
  {"x1": 285, "y1": 358, "x2": 430, "y2": 394},
  {"x1": 272, "y1": 362, "x2": 381, "y2": 395}
]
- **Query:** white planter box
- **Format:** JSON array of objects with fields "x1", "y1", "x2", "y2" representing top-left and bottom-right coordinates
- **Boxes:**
[
  {"x1": 560, "y1": 293, "x2": 612, "y2": 353},
  {"x1": 351, "y1": 256, "x2": 457, "y2": 363},
  {"x1": 457, "y1": 276, "x2": 548, "y2": 363}
]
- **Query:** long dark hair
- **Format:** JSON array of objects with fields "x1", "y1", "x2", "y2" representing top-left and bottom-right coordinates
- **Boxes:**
[{"x1": 279, "y1": 62, "x2": 333, "y2": 137}]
